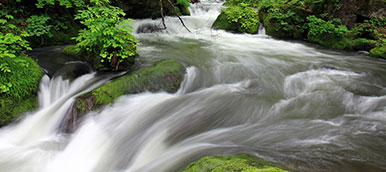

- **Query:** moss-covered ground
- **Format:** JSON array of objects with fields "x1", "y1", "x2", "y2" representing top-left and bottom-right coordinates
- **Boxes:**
[{"x1": 213, "y1": 0, "x2": 386, "y2": 59}]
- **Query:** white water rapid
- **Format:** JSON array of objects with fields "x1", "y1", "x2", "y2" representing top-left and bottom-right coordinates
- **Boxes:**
[{"x1": 1, "y1": 0, "x2": 386, "y2": 172}]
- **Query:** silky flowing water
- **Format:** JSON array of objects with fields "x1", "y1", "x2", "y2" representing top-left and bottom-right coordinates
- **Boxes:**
[{"x1": 1, "y1": 0, "x2": 386, "y2": 171}]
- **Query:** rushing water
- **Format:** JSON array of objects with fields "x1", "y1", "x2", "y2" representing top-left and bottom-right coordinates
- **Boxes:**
[{"x1": 1, "y1": 0, "x2": 386, "y2": 172}]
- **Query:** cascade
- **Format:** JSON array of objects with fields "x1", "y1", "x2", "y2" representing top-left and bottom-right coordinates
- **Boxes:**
[{"x1": 1, "y1": 1, "x2": 386, "y2": 172}]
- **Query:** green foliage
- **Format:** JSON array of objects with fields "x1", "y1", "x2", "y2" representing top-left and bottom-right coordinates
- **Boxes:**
[
  {"x1": 268, "y1": 7, "x2": 304, "y2": 33},
  {"x1": 0, "y1": 33, "x2": 31, "y2": 59},
  {"x1": 305, "y1": 15, "x2": 351, "y2": 49},
  {"x1": 261, "y1": 3, "x2": 306, "y2": 38},
  {"x1": 73, "y1": 0, "x2": 138, "y2": 71},
  {"x1": 25, "y1": 15, "x2": 53, "y2": 37},
  {"x1": 181, "y1": 154, "x2": 288, "y2": 172},
  {"x1": 306, "y1": 16, "x2": 349, "y2": 39},
  {"x1": 36, "y1": 0, "x2": 85, "y2": 8}
]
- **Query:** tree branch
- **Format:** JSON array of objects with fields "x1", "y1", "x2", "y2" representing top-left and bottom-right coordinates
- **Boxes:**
[
  {"x1": 166, "y1": 0, "x2": 191, "y2": 32},
  {"x1": 160, "y1": 0, "x2": 167, "y2": 29}
]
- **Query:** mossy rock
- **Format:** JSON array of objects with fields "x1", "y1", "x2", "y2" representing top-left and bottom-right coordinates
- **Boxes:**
[
  {"x1": 65, "y1": 59, "x2": 185, "y2": 132},
  {"x1": 212, "y1": 5, "x2": 259, "y2": 34},
  {"x1": 259, "y1": 4, "x2": 308, "y2": 39},
  {"x1": 0, "y1": 55, "x2": 43, "y2": 127},
  {"x1": 212, "y1": 10, "x2": 241, "y2": 33},
  {"x1": 180, "y1": 154, "x2": 289, "y2": 172}
]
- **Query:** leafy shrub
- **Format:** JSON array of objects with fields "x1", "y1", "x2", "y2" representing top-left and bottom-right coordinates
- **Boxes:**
[
  {"x1": 260, "y1": 3, "x2": 306, "y2": 38},
  {"x1": 305, "y1": 15, "x2": 351, "y2": 49},
  {"x1": 73, "y1": 0, "x2": 138, "y2": 71}
]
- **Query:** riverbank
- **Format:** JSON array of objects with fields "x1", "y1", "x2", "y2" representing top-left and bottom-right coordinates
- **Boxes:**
[{"x1": 212, "y1": 0, "x2": 386, "y2": 59}]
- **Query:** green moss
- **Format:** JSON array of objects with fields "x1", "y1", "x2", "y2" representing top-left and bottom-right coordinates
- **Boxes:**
[
  {"x1": 93, "y1": 59, "x2": 185, "y2": 105},
  {"x1": 212, "y1": 5, "x2": 259, "y2": 34},
  {"x1": 73, "y1": 59, "x2": 185, "y2": 114},
  {"x1": 181, "y1": 154, "x2": 288, "y2": 172},
  {"x1": 0, "y1": 54, "x2": 43, "y2": 126},
  {"x1": 0, "y1": 96, "x2": 38, "y2": 127}
]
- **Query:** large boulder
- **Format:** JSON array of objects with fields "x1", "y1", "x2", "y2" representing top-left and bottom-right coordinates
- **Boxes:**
[
  {"x1": 180, "y1": 154, "x2": 288, "y2": 172},
  {"x1": 64, "y1": 59, "x2": 186, "y2": 132}
]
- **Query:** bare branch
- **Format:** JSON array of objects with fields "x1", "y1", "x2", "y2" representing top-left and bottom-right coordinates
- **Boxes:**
[
  {"x1": 166, "y1": 0, "x2": 191, "y2": 32},
  {"x1": 160, "y1": 0, "x2": 167, "y2": 29}
]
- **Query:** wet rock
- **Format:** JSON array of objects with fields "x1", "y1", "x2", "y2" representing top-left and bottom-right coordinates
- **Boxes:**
[{"x1": 64, "y1": 59, "x2": 186, "y2": 133}]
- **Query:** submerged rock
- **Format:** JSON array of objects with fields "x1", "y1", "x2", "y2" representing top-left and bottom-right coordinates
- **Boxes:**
[
  {"x1": 64, "y1": 59, "x2": 186, "y2": 132},
  {"x1": 180, "y1": 154, "x2": 288, "y2": 172}
]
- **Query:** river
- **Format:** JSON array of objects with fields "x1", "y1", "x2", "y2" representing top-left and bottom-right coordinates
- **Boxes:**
[{"x1": 1, "y1": 0, "x2": 386, "y2": 171}]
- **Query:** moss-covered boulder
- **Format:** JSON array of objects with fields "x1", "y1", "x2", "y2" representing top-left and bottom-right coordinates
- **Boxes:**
[
  {"x1": 180, "y1": 154, "x2": 288, "y2": 172},
  {"x1": 259, "y1": 3, "x2": 308, "y2": 39},
  {"x1": 212, "y1": 5, "x2": 259, "y2": 34},
  {"x1": 111, "y1": 0, "x2": 190, "y2": 19},
  {"x1": 0, "y1": 55, "x2": 44, "y2": 127},
  {"x1": 65, "y1": 59, "x2": 185, "y2": 132}
]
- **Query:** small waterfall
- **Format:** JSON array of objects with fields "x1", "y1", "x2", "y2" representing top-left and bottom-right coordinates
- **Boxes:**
[
  {"x1": 133, "y1": 0, "x2": 223, "y2": 35},
  {"x1": 0, "y1": 73, "x2": 111, "y2": 146},
  {"x1": 258, "y1": 22, "x2": 266, "y2": 35}
]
